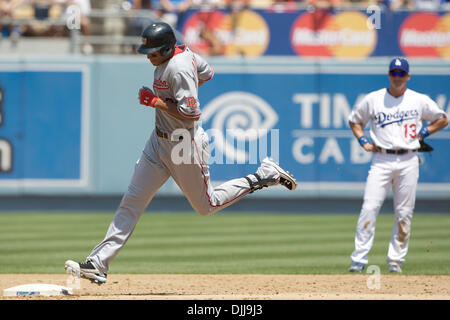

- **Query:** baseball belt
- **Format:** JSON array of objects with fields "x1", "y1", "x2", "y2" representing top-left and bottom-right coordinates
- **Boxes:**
[
  {"x1": 380, "y1": 148, "x2": 418, "y2": 155},
  {"x1": 155, "y1": 127, "x2": 184, "y2": 141}
]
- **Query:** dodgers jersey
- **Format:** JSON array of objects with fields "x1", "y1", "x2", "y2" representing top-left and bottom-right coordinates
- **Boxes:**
[
  {"x1": 152, "y1": 45, "x2": 213, "y2": 132},
  {"x1": 349, "y1": 88, "x2": 446, "y2": 150}
]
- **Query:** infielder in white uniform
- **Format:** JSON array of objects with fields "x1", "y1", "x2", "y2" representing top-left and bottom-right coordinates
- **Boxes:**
[
  {"x1": 65, "y1": 22, "x2": 298, "y2": 284},
  {"x1": 348, "y1": 58, "x2": 448, "y2": 273}
]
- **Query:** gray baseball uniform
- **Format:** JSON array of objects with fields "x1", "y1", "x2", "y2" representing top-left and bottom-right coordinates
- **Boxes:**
[{"x1": 87, "y1": 46, "x2": 256, "y2": 274}]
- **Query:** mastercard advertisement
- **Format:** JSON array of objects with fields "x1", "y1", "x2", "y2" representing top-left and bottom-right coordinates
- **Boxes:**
[
  {"x1": 179, "y1": 9, "x2": 450, "y2": 58},
  {"x1": 398, "y1": 12, "x2": 450, "y2": 58},
  {"x1": 182, "y1": 9, "x2": 270, "y2": 57},
  {"x1": 290, "y1": 11, "x2": 377, "y2": 58}
]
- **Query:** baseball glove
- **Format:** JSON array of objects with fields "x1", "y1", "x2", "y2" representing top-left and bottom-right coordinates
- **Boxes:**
[{"x1": 418, "y1": 139, "x2": 434, "y2": 152}]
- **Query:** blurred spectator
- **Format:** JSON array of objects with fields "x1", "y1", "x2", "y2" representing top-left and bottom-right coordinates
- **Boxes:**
[
  {"x1": 20, "y1": 1, "x2": 61, "y2": 36},
  {"x1": 176, "y1": 0, "x2": 225, "y2": 56},
  {"x1": 126, "y1": 0, "x2": 179, "y2": 35},
  {"x1": 390, "y1": 0, "x2": 443, "y2": 10},
  {"x1": 0, "y1": 0, "x2": 25, "y2": 38},
  {"x1": 175, "y1": 0, "x2": 193, "y2": 14},
  {"x1": 267, "y1": 0, "x2": 299, "y2": 13},
  {"x1": 308, "y1": 0, "x2": 340, "y2": 11},
  {"x1": 442, "y1": 0, "x2": 450, "y2": 9},
  {"x1": 389, "y1": 0, "x2": 414, "y2": 9},
  {"x1": 412, "y1": 0, "x2": 444, "y2": 10},
  {"x1": 224, "y1": 0, "x2": 250, "y2": 10},
  {"x1": 340, "y1": 0, "x2": 372, "y2": 7},
  {"x1": 307, "y1": 0, "x2": 340, "y2": 30},
  {"x1": 18, "y1": 1, "x2": 90, "y2": 37},
  {"x1": 372, "y1": 0, "x2": 394, "y2": 9},
  {"x1": 32, "y1": 0, "x2": 51, "y2": 20}
]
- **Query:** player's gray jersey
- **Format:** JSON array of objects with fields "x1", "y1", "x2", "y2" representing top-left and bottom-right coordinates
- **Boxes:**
[
  {"x1": 349, "y1": 88, "x2": 446, "y2": 150},
  {"x1": 152, "y1": 45, "x2": 213, "y2": 132}
]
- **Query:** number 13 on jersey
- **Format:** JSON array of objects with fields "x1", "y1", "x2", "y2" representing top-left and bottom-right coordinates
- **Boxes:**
[{"x1": 404, "y1": 123, "x2": 417, "y2": 139}]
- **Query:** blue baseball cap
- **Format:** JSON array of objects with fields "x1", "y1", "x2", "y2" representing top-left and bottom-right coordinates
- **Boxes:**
[{"x1": 389, "y1": 57, "x2": 409, "y2": 74}]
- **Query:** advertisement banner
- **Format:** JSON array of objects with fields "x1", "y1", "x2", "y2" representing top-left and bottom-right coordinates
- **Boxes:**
[
  {"x1": 199, "y1": 64, "x2": 450, "y2": 193},
  {"x1": 0, "y1": 66, "x2": 89, "y2": 188},
  {"x1": 398, "y1": 12, "x2": 450, "y2": 58},
  {"x1": 177, "y1": 8, "x2": 450, "y2": 58}
]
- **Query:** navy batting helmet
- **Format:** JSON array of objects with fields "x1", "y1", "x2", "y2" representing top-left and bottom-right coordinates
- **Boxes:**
[{"x1": 137, "y1": 22, "x2": 176, "y2": 56}]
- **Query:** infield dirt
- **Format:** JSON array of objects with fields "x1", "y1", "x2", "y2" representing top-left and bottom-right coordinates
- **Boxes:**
[{"x1": 0, "y1": 274, "x2": 449, "y2": 300}]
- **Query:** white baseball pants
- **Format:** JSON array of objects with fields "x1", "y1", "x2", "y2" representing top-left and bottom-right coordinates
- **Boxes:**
[
  {"x1": 350, "y1": 152, "x2": 419, "y2": 265},
  {"x1": 87, "y1": 127, "x2": 253, "y2": 274}
]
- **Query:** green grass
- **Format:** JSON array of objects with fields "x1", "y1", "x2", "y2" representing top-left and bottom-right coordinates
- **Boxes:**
[{"x1": 0, "y1": 212, "x2": 449, "y2": 275}]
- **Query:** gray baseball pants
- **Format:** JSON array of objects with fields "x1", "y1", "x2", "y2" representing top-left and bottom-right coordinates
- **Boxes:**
[{"x1": 88, "y1": 127, "x2": 252, "y2": 274}]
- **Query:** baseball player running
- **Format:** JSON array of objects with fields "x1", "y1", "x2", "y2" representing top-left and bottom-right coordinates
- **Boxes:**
[
  {"x1": 348, "y1": 58, "x2": 448, "y2": 273},
  {"x1": 65, "y1": 22, "x2": 298, "y2": 284}
]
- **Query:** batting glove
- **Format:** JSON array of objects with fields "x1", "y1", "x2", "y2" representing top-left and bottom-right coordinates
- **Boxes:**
[{"x1": 139, "y1": 86, "x2": 158, "y2": 108}]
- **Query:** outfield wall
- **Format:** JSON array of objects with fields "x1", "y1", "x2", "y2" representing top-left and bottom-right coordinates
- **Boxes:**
[{"x1": 0, "y1": 56, "x2": 449, "y2": 199}]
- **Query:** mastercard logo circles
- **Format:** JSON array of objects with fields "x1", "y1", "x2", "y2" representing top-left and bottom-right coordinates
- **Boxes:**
[
  {"x1": 220, "y1": 10, "x2": 270, "y2": 57},
  {"x1": 399, "y1": 12, "x2": 450, "y2": 58},
  {"x1": 290, "y1": 11, "x2": 377, "y2": 58},
  {"x1": 437, "y1": 14, "x2": 450, "y2": 58},
  {"x1": 182, "y1": 9, "x2": 270, "y2": 57},
  {"x1": 182, "y1": 10, "x2": 227, "y2": 56}
]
